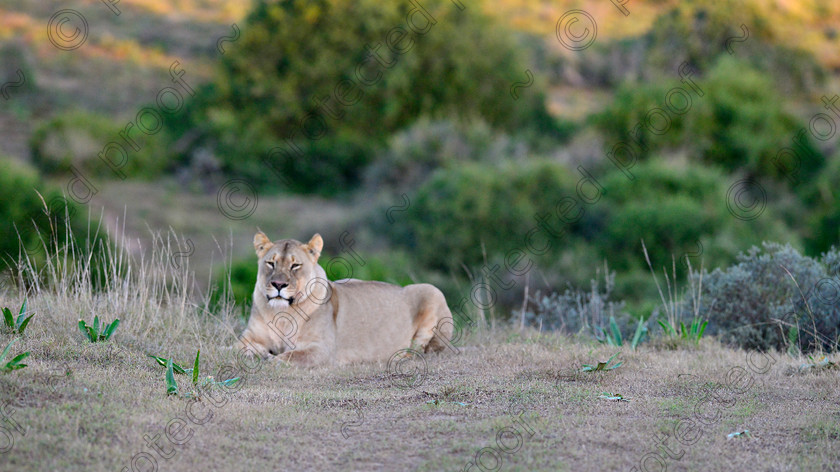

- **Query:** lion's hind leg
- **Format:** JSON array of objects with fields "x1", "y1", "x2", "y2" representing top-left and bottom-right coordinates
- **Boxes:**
[
  {"x1": 408, "y1": 285, "x2": 454, "y2": 354},
  {"x1": 410, "y1": 306, "x2": 438, "y2": 353}
]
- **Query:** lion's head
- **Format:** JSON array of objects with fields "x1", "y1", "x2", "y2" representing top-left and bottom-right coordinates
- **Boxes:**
[{"x1": 252, "y1": 231, "x2": 327, "y2": 311}]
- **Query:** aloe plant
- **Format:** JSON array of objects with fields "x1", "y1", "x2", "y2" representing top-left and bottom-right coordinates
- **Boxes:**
[
  {"x1": 149, "y1": 355, "x2": 190, "y2": 375},
  {"x1": 78, "y1": 315, "x2": 120, "y2": 343},
  {"x1": 2, "y1": 299, "x2": 34, "y2": 335},
  {"x1": 658, "y1": 316, "x2": 707, "y2": 343},
  {"x1": 159, "y1": 349, "x2": 240, "y2": 397},
  {"x1": 581, "y1": 352, "x2": 622, "y2": 372},
  {"x1": 596, "y1": 316, "x2": 623, "y2": 347},
  {"x1": 630, "y1": 317, "x2": 648, "y2": 350},
  {"x1": 0, "y1": 338, "x2": 29, "y2": 373},
  {"x1": 165, "y1": 358, "x2": 178, "y2": 396},
  {"x1": 599, "y1": 392, "x2": 629, "y2": 402},
  {"x1": 596, "y1": 316, "x2": 648, "y2": 351}
]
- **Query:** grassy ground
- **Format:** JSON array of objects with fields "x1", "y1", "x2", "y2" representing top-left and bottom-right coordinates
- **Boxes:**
[
  {"x1": 0, "y1": 214, "x2": 837, "y2": 472},
  {"x1": 1, "y1": 284, "x2": 838, "y2": 470}
]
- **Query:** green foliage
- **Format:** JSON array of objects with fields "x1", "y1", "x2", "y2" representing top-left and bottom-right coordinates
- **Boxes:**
[
  {"x1": 160, "y1": 349, "x2": 239, "y2": 397},
  {"x1": 78, "y1": 316, "x2": 120, "y2": 343},
  {"x1": 699, "y1": 243, "x2": 840, "y2": 352},
  {"x1": 599, "y1": 392, "x2": 630, "y2": 402},
  {"x1": 581, "y1": 352, "x2": 622, "y2": 372},
  {"x1": 587, "y1": 159, "x2": 797, "y2": 277},
  {"x1": 593, "y1": 56, "x2": 823, "y2": 182},
  {"x1": 642, "y1": 240, "x2": 709, "y2": 346},
  {"x1": 657, "y1": 317, "x2": 708, "y2": 343},
  {"x1": 172, "y1": 0, "x2": 560, "y2": 194},
  {"x1": 148, "y1": 355, "x2": 190, "y2": 375},
  {"x1": 643, "y1": 1, "x2": 824, "y2": 93},
  {"x1": 365, "y1": 118, "x2": 524, "y2": 192},
  {"x1": 31, "y1": 110, "x2": 168, "y2": 179},
  {"x1": 595, "y1": 316, "x2": 623, "y2": 347},
  {"x1": 804, "y1": 154, "x2": 840, "y2": 254},
  {"x1": 691, "y1": 57, "x2": 822, "y2": 180},
  {"x1": 594, "y1": 314, "x2": 647, "y2": 350},
  {"x1": 0, "y1": 338, "x2": 29, "y2": 373},
  {"x1": 320, "y1": 250, "x2": 415, "y2": 286},
  {"x1": 389, "y1": 159, "x2": 576, "y2": 270},
  {"x1": 210, "y1": 257, "x2": 257, "y2": 318},
  {"x1": 165, "y1": 358, "x2": 178, "y2": 396},
  {"x1": 2, "y1": 299, "x2": 34, "y2": 335},
  {"x1": 630, "y1": 317, "x2": 649, "y2": 350},
  {"x1": 0, "y1": 159, "x2": 77, "y2": 270}
]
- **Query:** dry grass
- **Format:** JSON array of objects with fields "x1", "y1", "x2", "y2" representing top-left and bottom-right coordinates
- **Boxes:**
[{"x1": 0, "y1": 231, "x2": 838, "y2": 471}]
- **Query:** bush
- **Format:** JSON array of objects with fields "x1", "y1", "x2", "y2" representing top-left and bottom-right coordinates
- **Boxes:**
[
  {"x1": 0, "y1": 159, "x2": 79, "y2": 270},
  {"x1": 520, "y1": 268, "x2": 632, "y2": 339},
  {"x1": 583, "y1": 159, "x2": 798, "y2": 277},
  {"x1": 210, "y1": 257, "x2": 257, "y2": 318},
  {"x1": 31, "y1": 110, "x2": 168, "y2": 179},
  {"x1": 570, "y1": 2, "x2": 824, "y2": 94},
  {"x1": 320, "y1": 250, "x2": 416, "y2": 286},
  {"x1": 170, "y1": 0, "x2": 562, "y2": 194},
  {"x1": 642, "y1": 2, "x2": 824, "y2": 93},
  {"x1": 364, "y1": 118, "x2": 528, "y2": 192},
  {"x1": 699, "y1": 242, "x2": 840, "y2": 352},
  {"x1": 804, "y1": 153, "x2": 840, "y2": 254},
  {"x1": 387, "y1": 159, "x2": 577, "y2": 271},
  {"x1": 592, "y1": 56, "x2": 824, "y2": 183}
]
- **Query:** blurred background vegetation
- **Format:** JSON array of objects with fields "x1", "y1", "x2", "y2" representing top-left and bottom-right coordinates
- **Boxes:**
[{"x1": 1, "y1": 0, "x2": 839, "y2": 350}]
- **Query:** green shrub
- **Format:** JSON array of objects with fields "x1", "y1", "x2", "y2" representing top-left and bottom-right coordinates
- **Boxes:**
[
  {"x1": 642, "y1": 2, "x2": 824, "y2": 93},
  {"x1": 593, "y1": 56, "x2": 823, "y2": 182},
  {"x1": 698, "y1": 242, "x2": 840, "y2": 352},
  {"x1": 170, "y1": 0, "x2": 561, "y2": 194},
  {"x1": 583, "y1": 159, "x2": 798, "y2": 277},
  {"x1": 320, "y1": 250, "x2": 415, "y2": 287},
  {"x1": 0, "y1": 159, "x2": 78, "y2": 269},
  {"x1": 364, "y1": 118, "x2": 526, "y2": 192},
  {"x1": 573, "y1": 2, "x2": 824, "y2": 94},
  {"x1": 210, "y1": 257, "x2": 257, "y2": 318},
  {"x1": 804, "y1": 154, "x2": 840, "y2": 254},
  {"x1": 387, "y1": 159, "x2": 577, "y2": 271},
  {"x1": 31, "y1": 110, "x2": 168, "y2": 179}
]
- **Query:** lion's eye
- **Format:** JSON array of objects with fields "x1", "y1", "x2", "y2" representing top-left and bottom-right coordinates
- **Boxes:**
[
  {"x1": 291, "y1": 263, "x2": 301, "y2": 271},
  {"x1": 265, "y1": 261, "x2": 275, "y2": 269}
]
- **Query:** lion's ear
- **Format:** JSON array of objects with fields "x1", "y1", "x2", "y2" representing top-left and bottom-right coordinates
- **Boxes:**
[
  {"x1": 254, "y1": 231, "x2": 273, "y2": 258},
  {"x1": 306, "y1": 233, "x2": 323, "y2": 259}
]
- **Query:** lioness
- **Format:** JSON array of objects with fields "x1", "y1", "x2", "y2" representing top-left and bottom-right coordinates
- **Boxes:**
[{"x1": 238, "y1": 232, "x2": 453, "y2": 366}]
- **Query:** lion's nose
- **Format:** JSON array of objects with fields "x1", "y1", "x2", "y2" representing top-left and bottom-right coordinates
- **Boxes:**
[{"x1": 271, "y1": 281, "x2": 288, "y2": 291}]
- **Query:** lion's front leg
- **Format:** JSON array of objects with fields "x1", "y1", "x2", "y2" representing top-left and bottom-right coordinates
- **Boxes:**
[
  {"x1": 238, "y1": 329, "x2": 272, "y2": 359},
  {"x1": 277, "y1": 344, "x2": 329, "y2": 367}
]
